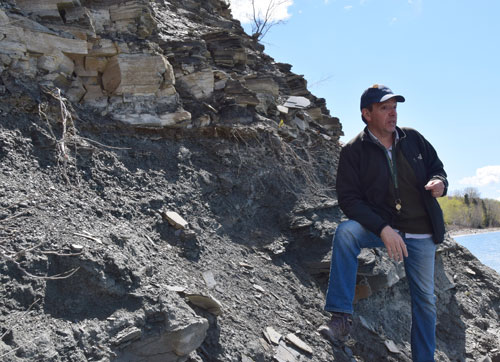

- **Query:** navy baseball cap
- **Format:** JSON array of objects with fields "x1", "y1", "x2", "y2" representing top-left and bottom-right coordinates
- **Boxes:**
[{"x1": 360, "y1": 84, "x2": 405, "y2": 110}]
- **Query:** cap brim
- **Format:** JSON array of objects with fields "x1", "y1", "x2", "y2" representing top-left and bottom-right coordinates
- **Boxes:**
[{"x1": 380, "y1": 94, "x2": 405, "y2": 103}]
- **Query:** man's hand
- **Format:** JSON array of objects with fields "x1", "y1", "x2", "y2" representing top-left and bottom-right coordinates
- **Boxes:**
[
  {"x1": 425, "y1": 179, "x2": 445, "y2": 198},
  {"x1": 380, "y1": 226, "x2": 408, "y2": 262}
]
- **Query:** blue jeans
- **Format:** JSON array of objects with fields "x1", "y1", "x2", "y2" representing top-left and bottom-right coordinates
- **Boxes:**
[{"x1": 325, "y1": 220, "x2": 437, "y2": 362}]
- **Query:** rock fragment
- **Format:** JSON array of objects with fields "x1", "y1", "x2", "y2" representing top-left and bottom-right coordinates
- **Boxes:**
[
  {"x1": 263, "y1": 326, "x2": 282, "y2": 345},
  {"x1": 283, "y1": 96, "x2": 310, "y2": 109},
  {"x1": 185, "y1": 294, "x2": 223, "y2": 316},
  {"x1": 163, "y1": 211, "x2": 189, "y2": 229},
  {"x1": 167, "y1": 285, "x2": 186, "y2": 292},
  {"x1": 253, "y1": 284, "x2": 265, "y2": 293},
  {"x1": 70, "y1": 244, "x2": 84, "y2": 253},
  {"x1": 384, "y1": 339, "x2": 401, "y2": 354},
  {"x1": 285, "y1": 333, "x2": 312, "y2": 354},
  {"x1": 202, "y1": 270, "x2": 217, "y2": 289},
  {"x1": 112, "y1": 327, "x2": 142, "y2": 346},
  {"x1": 274, "y1": 340, "x2": 300, "y2": 362}
]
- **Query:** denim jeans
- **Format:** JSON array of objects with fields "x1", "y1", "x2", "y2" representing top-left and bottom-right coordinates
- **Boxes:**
[{"x1": 325, "y1": 220, "x2": 437, "y2": 362}]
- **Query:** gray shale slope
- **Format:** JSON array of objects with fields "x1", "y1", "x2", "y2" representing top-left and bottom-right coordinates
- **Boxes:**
[{"x1": 0, "y1": 1, "x2": 499, "y2": 361}]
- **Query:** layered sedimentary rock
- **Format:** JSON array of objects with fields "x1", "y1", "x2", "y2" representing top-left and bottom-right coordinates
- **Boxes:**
[{"x1": 0, "y1": 0, "x2": 341, "y2": 136}]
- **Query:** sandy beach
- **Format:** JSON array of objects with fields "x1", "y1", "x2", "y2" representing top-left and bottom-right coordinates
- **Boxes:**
[{"x1": 448, "y1": 227, "x2": 500, "y2": 238}]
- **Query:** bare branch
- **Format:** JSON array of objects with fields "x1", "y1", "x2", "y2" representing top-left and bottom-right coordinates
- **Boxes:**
[
  {"x1": 1, "y1": 236, "x2": 82, "y2": 280},
  {"x1": 309, "y1": 74, "x2": 335, "y2": 89},
  {"x1": 38, "y1": 86, "x2": 79, "y2": 184},
  {"x1": 79, "y1": 136, "x2": 132, "y2": 150},
  {"x1": 144, "y1": 234, "x2": 156, "y2": 246},
  {"x1": 41, "y1": 250, "x2": 83, "y2": 257},
  {"x1": 1, "y1": 250, "x2": 80, "y2": 280},
  {"x1": 72, "y1": 231, "x2": 103, "y2": 244},
  {"x1": 21, "y1": 266, "x2": 80, "y2": 280},
  {"x1": 13, "y1": 240, "x2": 44, "y2": 260},
  {"x1": 0, "y1": 210, "x2": 31, "y2": 224},
  {"x1": 250, "y1": 0, "x2": 289, "y2": 41}
]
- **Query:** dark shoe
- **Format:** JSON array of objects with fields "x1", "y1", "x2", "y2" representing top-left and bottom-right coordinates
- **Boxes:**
[{"x1": 319, "y1": 312, "x2": 353, "y2": 343}]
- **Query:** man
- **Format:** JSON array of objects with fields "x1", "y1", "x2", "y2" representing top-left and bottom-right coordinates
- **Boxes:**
[{"x1": 321, "y1": 85, "x2": 447, "y2": 362}]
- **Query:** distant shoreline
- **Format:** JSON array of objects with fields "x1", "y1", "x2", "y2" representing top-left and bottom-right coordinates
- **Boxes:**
[{"x1": 448, "y1": 227, "x2": 500, "y2": 238}]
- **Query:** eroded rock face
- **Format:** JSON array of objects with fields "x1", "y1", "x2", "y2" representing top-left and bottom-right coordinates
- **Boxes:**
[{"x1": 0, "y1": 0, "x2": 341, "y2": 139}]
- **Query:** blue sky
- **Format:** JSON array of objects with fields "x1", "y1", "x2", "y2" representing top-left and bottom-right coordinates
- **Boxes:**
[{"x1": 229, "y1": 0, "x2": 500, "y2": 200}]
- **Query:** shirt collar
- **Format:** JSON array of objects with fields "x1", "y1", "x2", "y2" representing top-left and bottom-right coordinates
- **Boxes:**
[{"x1": 367, "y1": 129, "x2": 399, "y2": 148}]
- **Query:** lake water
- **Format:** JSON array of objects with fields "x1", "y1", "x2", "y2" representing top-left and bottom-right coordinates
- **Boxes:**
[{"x1": 453, "y1": 231, "x2": 500, "y2": 274}]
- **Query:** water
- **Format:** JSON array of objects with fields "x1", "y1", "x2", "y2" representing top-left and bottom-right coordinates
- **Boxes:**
[{"x1": 453, "y1": 231, "x2": 500, "y2": 274}]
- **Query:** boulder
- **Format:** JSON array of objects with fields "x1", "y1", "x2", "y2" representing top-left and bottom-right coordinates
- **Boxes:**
[
  {"x1": 37, "y1": 50, "x2": 74, "y2": 75},
  {"x1": 73, "y1": 55, "x2": 98, "y2": 77},
  {"x1": 102, "y1": 54, "x2": 175, "y2": 95},
  {"x1": 318, "y1": 116, "x2": 342, "y2": 133},
  {"x1": 244, "y1": 77, "x2": 279, "y2": 97},
  {"x1": 159, "y1": 111, "x2": 192, "y2": 127},
  {"x1": 66, "y1": 77, "x2": 86, "y2": 103},
  {"x1": 176, "y1": 69, "x2": 214, "y2": 100},
  {"x1": 203, "y1": 31, "x2": 248, "y2": 67},
  {"x1": 84, "y1": 56, "x2": 108, "y2": 73},
  {"x1": 286, "y1": 74, "x2": 309, "y2": 96},
  {"x1": 117, "y1": 317, "x2": 209, "y2": 362},
  {"x1": 113, "y1": 111, "x2": 191, "y2": 127},
  {"x1": 224, "y1": 79, "x2": 259, "y2": 106},
  {"x1": 306, "y1": 107, "x2": 323, "y2": 121},
  {"x1": 24, "y1": 30, "x2": 88, "y2": 55}
]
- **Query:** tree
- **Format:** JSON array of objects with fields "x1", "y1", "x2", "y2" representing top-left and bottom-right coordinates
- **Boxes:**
[
  {"x1": 250, "y1": 0, "x2": 290, "y2": 41},
  {"x1": 481, "y1": 200, "x2": 491, "y2": 227},
  {"x1": 464, "y1": 193, "x2": 470, "y2": 206},
  {"x1": 438, "y1": 197, "x2": 464, "y2": 226},
  {"x1": 439, "y1": 190, "x2": 500, "y2": 228},
  {"x1": 469, "y1": 203, "x2": 483, "y2": 228},
  {"x1": 488, "y1": 199, "x2": 500, "y2": 227},
  {"x1": 463, "y1": 187, "x2": 481, "y2": 201}
]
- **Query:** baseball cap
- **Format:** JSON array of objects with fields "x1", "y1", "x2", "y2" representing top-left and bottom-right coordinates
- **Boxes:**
[{"x1": 360, "y1": 84, "x2": 405, "y2": 110}]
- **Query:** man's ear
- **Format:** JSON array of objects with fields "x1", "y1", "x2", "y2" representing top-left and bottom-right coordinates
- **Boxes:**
[{"x1": 362, "y1": 108, "x2": 371, "y2": 123}]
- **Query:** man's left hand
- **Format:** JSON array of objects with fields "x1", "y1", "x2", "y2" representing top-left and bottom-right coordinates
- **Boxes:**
[{"x1": 425, "y1": 179, "x2": 445, "y2": 198}]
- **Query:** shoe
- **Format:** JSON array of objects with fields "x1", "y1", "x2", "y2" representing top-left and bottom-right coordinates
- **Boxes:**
[{"x1": 319, "y1": 312, "x2": 353, "y2": 343}]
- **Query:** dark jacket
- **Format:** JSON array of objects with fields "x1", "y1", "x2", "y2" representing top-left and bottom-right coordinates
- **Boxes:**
[{"x1": 336, "y1": 126, "x2": 448, "y2": 243}]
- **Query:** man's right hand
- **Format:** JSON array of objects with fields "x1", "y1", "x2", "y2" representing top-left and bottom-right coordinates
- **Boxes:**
[{"x1": 380, "y1": 226, "x2": 409, "y2": 262}]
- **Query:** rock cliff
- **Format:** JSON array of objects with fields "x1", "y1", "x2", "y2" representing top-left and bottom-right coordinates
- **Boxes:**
[{"x1": 0, "y1": 1, "x2": 498, "y2": 361}]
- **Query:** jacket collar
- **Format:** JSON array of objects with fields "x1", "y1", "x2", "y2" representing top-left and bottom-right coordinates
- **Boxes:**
[{"x1": 360, "y1": 126, "x2": 407, "y2": 144}]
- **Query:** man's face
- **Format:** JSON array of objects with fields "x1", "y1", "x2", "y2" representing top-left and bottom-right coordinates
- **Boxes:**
[{"x1": 362, "y1": 98, "x2": 398, "y2": 138}]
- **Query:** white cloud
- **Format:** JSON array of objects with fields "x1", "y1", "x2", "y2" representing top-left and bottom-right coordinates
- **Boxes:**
[
  {"x1": 229, "y1": 0, "x2": 293, "y2": 24},
  {"x1": 459, "y1": 166, "x2": 500, "y2": 187},
  {"x1": 344, "y1": 5, "x2": 353, "y2": 10},
  {"x1": 408, "y1": 0, "x2": 423, "y2": 14}
]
